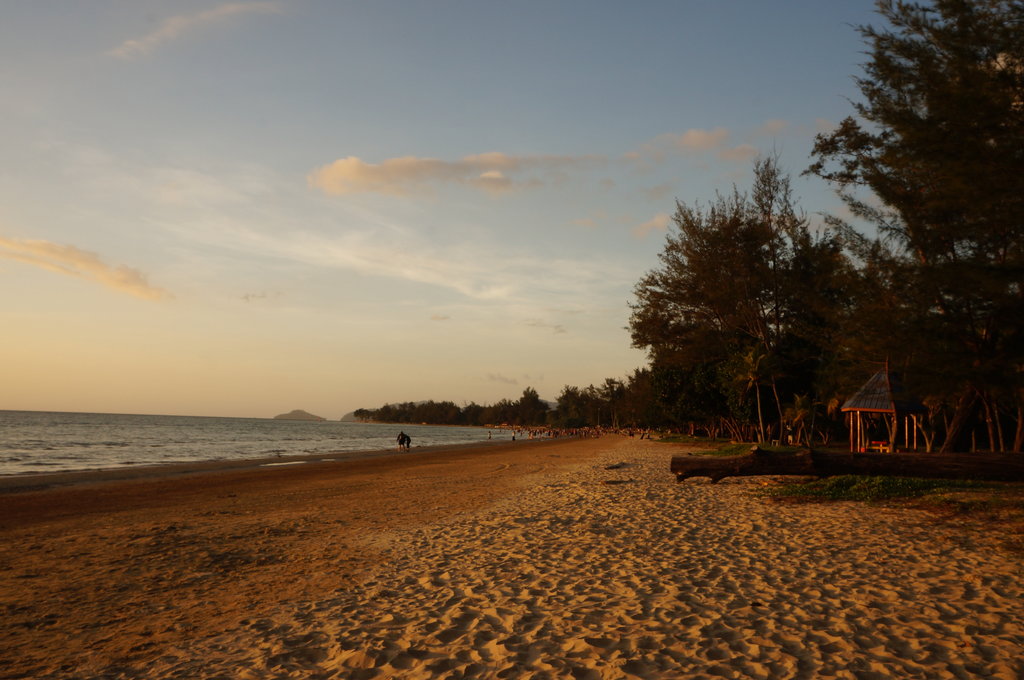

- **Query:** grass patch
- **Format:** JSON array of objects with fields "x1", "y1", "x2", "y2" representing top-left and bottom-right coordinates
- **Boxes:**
[
  {"x1": 657, "y1": 436, "x2": 800, "y2": 457},
  {"x1": 761, "y1": 475, "x2": 1024, "y2": 555},
  {"x1": 655, "y1": 434, "x2": 720, "y2": 446},
  {"x1": 763, "y1": 475, "x2": 996, "y2": 502}
]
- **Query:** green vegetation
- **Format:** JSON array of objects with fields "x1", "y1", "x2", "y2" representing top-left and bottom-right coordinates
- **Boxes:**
[
  {"x1": 654, "y1": 437, "x2": 801, "y2": 458},
  {"x1": 356, "y1": 378, "x2": 654, "y2": 429},
  {"x1": 353, "y1": 387, "x2": 550, "y2": 427},
  {"x1": 763, "y1": 475, "x2": 996, "y2": 502}
]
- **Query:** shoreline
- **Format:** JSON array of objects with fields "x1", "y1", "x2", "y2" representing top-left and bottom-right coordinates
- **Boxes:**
[
  {"x1": 4, "y1": 435, "x2": 1023, "y2": 679},
  {"x1": 0, "y1": 436, "x2": 542, "y2": 494}
]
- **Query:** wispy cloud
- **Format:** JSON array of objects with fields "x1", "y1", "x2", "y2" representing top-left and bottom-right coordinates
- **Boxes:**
[
  {"x1": 719, "y1": 144, "x2": 759, "y2": 162},
  {"x1": 814, "y1": 118, "x2": 836, "y2": 133},
  {"x1": 757, "y1": 119, "x2": 789, "y2": 136},
  {"x1": 308, "y1": 152, "x2": 604, "y2": 197},
  {"x1": 34, "y1": 142, "x2": 629, "y2": 308},
  {"x1": 628, "y1": 125, "x2": 770, "y2": 165},
  {"x1": 486, "y1": 373, "x2": 519, "y2": 385},
  {"x1": 670, "y1": 127, "x2": 731, "y2": 151},
  {"x1": 632, "y1": 213, "x2": 671, "y2": 239},
  {"x1": 644, "y1": 183, "x2": 674, "y2": 201},
  {"x1": 525, "y1": 319, "x2": 567, "y2": 334},
  {"x1": 0, "y1": 236, "x2": 171, "y2": 301},
  {"x1": 571, "y1": 210, "x2": 607, "y2": 229},
  {"x1": 241, "y1": 290, "x2": 282, "y2": 303},
  {"x1": 109, "y1": 2, "x2": 283, "y2": 59}
]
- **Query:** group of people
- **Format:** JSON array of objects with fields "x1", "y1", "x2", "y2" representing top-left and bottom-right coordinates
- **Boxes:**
[{"x1": 396, "y1": 431, "x2": 411, "y2": 451}]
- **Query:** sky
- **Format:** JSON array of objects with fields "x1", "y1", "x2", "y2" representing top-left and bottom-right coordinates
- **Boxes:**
[{"x1": 0, "y1": 0, "x2": 883, "y2": 419}]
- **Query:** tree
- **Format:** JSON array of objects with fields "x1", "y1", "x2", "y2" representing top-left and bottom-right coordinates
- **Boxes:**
[
  {"x1": 620, "y1": 368, "x2": 658, "y2": 428},
  {"x1": 784, "y1": 394, "x2": 814, "y2": 447},
  {"x1": 808, "y1": 0, "x2": 1024, "y2": 451},
  {"x1": 552, "y1": 385, "x2": 589, "y2": 428},
  {"x1": 514, "y1": 387, "x2": 548, "y2": 426},
  {"x1": 599, "y1": 378, "x2": 626, "y2": 428},
  {"x1": 738, "y1": 345, "x2": 770, "y2": 442},
  {"x1": 631, "y1": 156, "x2": 847, "y2": 441}
]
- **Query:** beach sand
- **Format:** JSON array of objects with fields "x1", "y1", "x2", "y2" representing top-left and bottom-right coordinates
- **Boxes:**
[{"x1": 2, "y1": 435, "x2": 1022, "y2": 679}]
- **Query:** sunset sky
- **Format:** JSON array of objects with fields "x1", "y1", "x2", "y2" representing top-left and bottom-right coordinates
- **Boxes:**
[{"x1": 1, "y1": 1, "x2": 881, "y2": 418}]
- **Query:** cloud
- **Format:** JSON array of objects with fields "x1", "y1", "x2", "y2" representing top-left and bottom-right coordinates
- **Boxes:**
[
  {"x1": 718, "y1": 144, "x2": 759, "y2": 162},
  {"x1": 308, "y1": 152, "x2": 603, "y2": 197},
  {"x1": 631, "y1": 213, "x2": 671, "y2": 239},
  {"x1": 430, "y1": 314, "x2": 451, "y2": 321},
  {"x1": 486, "y1": 373, "x2": 519, "y2": 385},
  {"x1": 814, "y1": 118, "x2": 836, "y2": 133},
  {"x1": 241, "y1": 290, "x2": 282, "y2": 303},
  {"x1": 0, "y1": 236, "x2": 171, "y2": 301},
  {"x1": 629, "y1": 127, "x2": 759, "y2": 165},
  {"x1": 673, "y1": 127, "x2": 730, "y2": 151},
  {"x1": 644, "y1": 183, "x2": 674, "y2": 201},
  {"x1": 571, "y1": 210, "x2": 606, "y2": 229},
  {"x1": 757, "y1": 119, "x2": 789, "y2": 136},
  {"x1": 469, "y1": 170, "x2": 515, "y2": 195},
  {"x1": 109, "y1": 2, "x2": 283, "y2": 59},
  {"x1": 525, "y1": 319, "x2": 567, "y2": 334}
]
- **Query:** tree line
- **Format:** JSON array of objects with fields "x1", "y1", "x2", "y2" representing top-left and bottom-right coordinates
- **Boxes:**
[
  {"x1": 359, "y1": 1, "x2": 1024, "y2": 452},
  {"x1": 353, "y1": 381, "x2": 648, "y2": 429},
  {"x1": 353, "y1": 387, "x2": 549, "y2": 428},
  {"x1": 633, "y1": 0, "x2": 1024, "y2": 452}
]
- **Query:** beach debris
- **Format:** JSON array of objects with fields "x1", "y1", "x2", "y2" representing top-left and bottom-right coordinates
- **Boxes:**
[{"x1": 604, "y1": 462, "x2": 631, "y2": 470}]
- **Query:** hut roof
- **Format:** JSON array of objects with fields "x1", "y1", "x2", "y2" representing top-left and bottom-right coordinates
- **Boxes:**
[{"x1": 841, "y1": 369, "x2": 926, "y2": 414}]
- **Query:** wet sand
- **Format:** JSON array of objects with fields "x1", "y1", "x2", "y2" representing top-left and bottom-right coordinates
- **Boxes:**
[{"x1": 2, "y1": 436, "x2": 1022, "y2": 679}]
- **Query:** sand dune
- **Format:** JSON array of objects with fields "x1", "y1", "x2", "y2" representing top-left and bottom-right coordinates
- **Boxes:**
[{"x1": 3, "y1": 436, "x2": 1022, "y2": 679}]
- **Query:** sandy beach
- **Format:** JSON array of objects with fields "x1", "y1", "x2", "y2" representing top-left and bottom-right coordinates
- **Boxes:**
[{"x1": 2, "y1": 435, "x2": 1022, "y2": 679}]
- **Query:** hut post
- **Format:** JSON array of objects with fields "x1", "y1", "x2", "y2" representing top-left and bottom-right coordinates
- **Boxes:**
[
  {"x1": 858, "y1": 413, "x2": 865, "y2": 452},
  {"x1": 848, "y1": 412, "x2": 853, "y2": 452}
]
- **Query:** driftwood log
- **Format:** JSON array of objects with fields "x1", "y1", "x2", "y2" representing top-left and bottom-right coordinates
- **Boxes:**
[{"x1": 671, "y1": 446, "x2": 1024, "y2": 483}]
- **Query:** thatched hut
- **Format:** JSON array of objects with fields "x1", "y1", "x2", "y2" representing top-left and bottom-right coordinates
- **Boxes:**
[{"x1": 841, "y1": 368, "x2": 926, "y2": 453}]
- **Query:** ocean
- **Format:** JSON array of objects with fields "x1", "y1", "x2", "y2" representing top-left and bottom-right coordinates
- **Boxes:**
[{"x1": 0, "y1": 410, "x2": 505, "y2": 476}]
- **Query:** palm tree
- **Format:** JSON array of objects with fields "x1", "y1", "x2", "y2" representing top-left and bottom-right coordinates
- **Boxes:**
[
  {"x1": 739, "y1": 346, "x2": 768, "y2": 443},
  {"x1": 784, "y1": 394, "x2": 813, "y2": 447}
]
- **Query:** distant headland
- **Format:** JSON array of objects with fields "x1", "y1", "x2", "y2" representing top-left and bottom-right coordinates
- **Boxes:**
[{"x1": 273, "y1": 409, "x2": 326, "y2": 422}]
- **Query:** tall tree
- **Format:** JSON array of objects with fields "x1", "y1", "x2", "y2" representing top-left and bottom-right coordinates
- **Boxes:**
[
  {"x1": 514, "y1": 387, "x2": 549, "y2": 426},
  {"x1": 808, "y1": 0, "x2": 1024, "y2": 451},
  {"x1": 631, "y1": 156, "x2": 846, "y2": 439}
]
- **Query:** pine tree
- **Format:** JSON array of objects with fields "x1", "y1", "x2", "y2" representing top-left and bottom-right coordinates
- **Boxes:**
[{"x1": 808, "y1": 0, "x2": 1024, "y2": 451}]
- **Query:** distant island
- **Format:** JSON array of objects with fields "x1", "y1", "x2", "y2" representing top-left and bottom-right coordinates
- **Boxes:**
[{"x1": 273, "y1": 409, "x2": 326, "y2": 422}]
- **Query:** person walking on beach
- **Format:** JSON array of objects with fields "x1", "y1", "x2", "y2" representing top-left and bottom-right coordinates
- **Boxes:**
[{"x1": 397, "y1": 431, "x2": 409, "y2": 451}]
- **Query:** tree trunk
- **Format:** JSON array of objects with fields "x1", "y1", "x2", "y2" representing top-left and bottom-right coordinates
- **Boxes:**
[
  {"x1": 981, "y1": 393, "x2": 998, "y2": 453},
  {"x1": 771, "y1": 380, "x2": 784, "y2": 445},
  {"x1": 1014, "y1": 404, "x2": 1024, "y2": 453},
  {"x1": 670, "y1": 446, "x2": 1024, "y2": 483},
  {"x1": 754, "y1": 385, "x2": 765, "y2": 443},
  {"x1": 939, "y1": 389, "x2": 979, "y2": 453}
]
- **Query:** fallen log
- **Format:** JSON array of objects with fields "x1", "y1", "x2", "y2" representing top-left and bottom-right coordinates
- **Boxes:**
[{"x1": 670, "y1": 446, "x2": 1024, "y2": 483}]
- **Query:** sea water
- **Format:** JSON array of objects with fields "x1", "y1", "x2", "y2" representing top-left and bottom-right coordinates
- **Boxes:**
[{"x1": 0, "y1": 411, "x2": 504, "y2": 476}]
